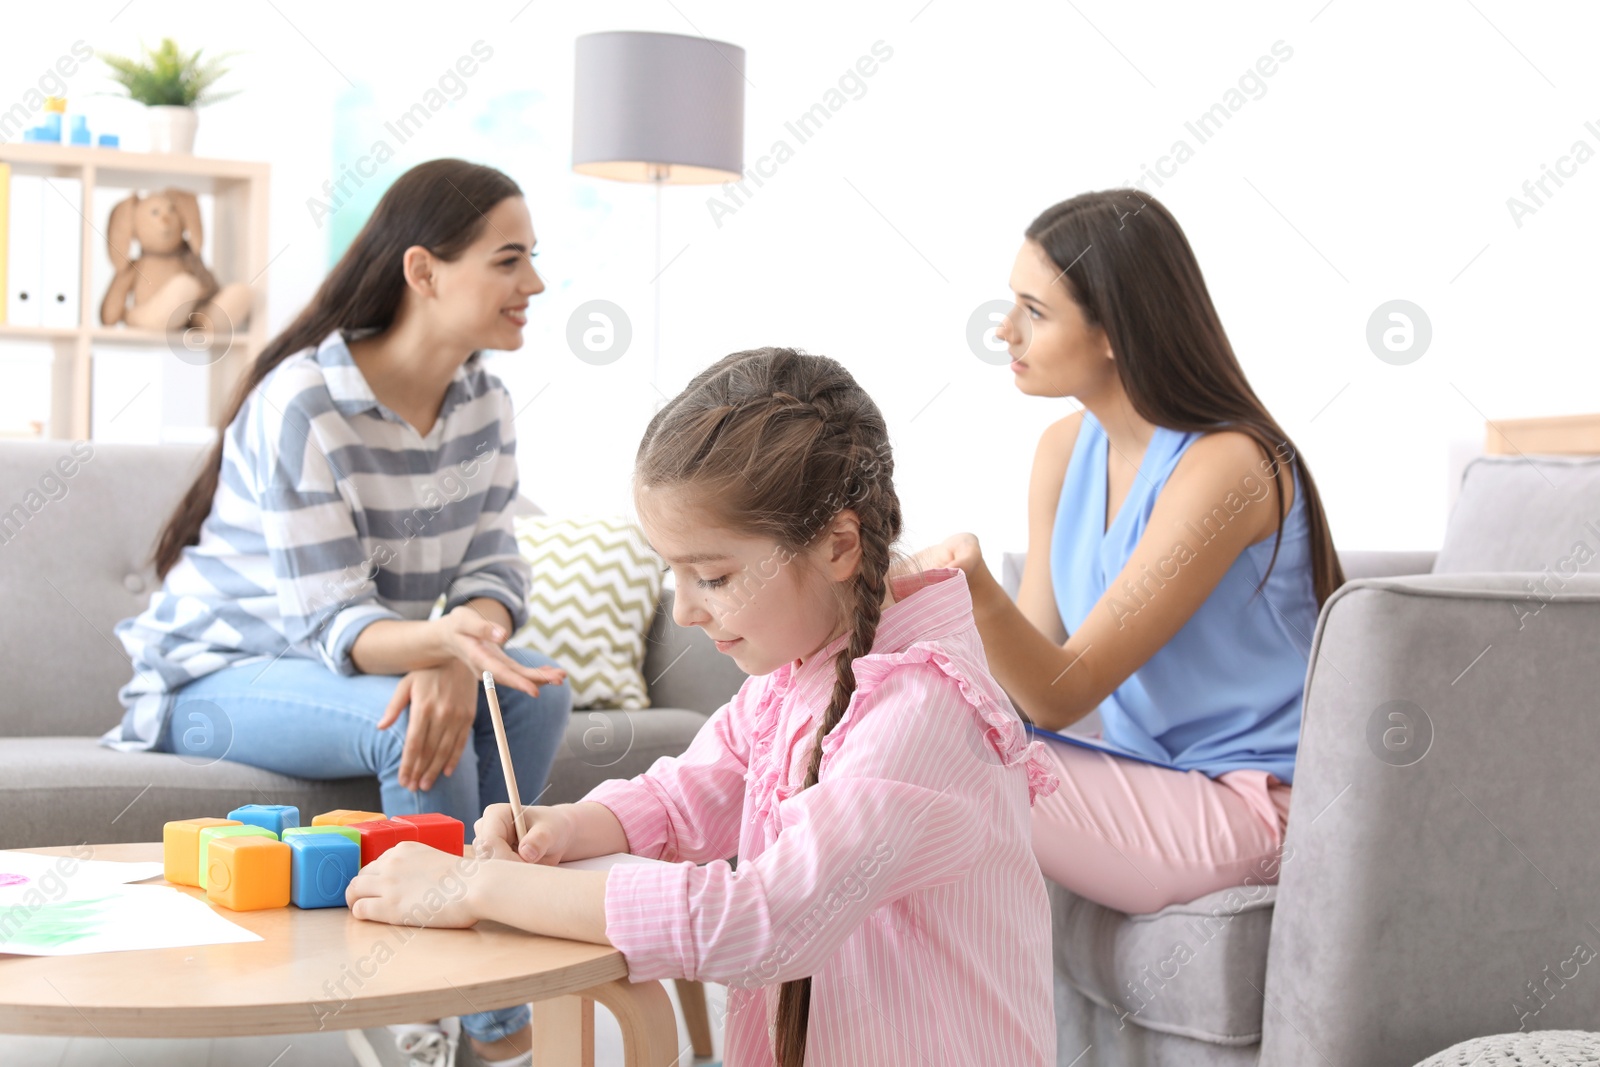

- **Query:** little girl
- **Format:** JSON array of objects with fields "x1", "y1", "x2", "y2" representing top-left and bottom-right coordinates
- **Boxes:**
[{"x1": 349, "y1": 346, "x2": 1060, "y2": 1066}]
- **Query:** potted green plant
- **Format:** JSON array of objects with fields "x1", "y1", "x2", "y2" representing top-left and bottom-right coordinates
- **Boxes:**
[{"x1": 99, "y1": 38, "x2": 239, "y2": 154}]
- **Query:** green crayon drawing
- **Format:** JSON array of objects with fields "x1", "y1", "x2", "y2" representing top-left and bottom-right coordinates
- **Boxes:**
[{"x1": 0, "y1": 895, "x2": 116, "y2": 949}]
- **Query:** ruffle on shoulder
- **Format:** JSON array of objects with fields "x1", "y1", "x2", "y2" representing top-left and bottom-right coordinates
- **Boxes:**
[{"x1": 819, "y1": 643, "x2": 1061, "y2": 805}]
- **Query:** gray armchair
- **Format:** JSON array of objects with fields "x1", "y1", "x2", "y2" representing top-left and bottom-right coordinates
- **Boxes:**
[
  {"x1": 0, "y1": 442, "x2": 745, "y2": 851},
  {"x1": 1009, "y1": 452, "x2": 1600, "y2": 1065}
]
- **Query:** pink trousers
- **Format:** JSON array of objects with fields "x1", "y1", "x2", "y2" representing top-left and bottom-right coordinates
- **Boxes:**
[{"x1": 1029, "y1": 733, "x2": 1293, "y2": 915}]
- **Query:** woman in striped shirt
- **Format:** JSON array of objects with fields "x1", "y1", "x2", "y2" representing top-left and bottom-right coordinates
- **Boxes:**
[
  {"x1": 348, "y1": 348, "x2": 1061, "y2": 1066},
  {"x1": 108, "y1": 159, "x2": 568, "y2": 1065}
]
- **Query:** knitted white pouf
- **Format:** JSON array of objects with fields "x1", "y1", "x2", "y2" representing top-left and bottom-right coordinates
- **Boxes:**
[{"x1": 1414, "y1": 1031, "x2": 1600, "y2": 1066}]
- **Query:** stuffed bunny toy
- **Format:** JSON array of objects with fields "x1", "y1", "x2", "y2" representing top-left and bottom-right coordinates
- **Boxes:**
[{"x1": 99, "y1": 187, "x2": 252, "y2": 341}]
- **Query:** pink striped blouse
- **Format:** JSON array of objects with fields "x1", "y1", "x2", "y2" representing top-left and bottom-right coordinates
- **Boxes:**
[{"x1": 583, "y1": 566, "x2": 1060, "y2": 1066}]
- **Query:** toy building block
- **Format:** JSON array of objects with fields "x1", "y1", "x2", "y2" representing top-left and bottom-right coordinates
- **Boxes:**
[
  {"x1": 395, "y1": 813, "x2": 465, "y2": 856},
  {"x1": 206, "y1": 836, "x2": 291, "y2": 911},
  {"x1": 198, "y1": 825, "x2": 277, "y2": 890},
  {"x1": 312, "y1": 809, "x2": 387, "y2": 827},
  {"x1": 287, "y1": 833, "x2": 360, "y2": 909},
  {"x1": 228, "y1": 804, "x2": 301, "y2": 835},
  {"x1": 283, "y1": 825, "x2": 361, "y2": 846},
  {"x1": 348, "y1": 819, "x2": 420, "y2": 866},
  {"x1": 163, "y1": 818, "x2": 241, "y2": 887}
]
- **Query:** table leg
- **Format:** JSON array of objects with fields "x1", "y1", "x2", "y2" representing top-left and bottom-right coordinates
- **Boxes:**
[
  {"x1": 531, "y1": 996, "x2": 594, "y2": 1067},
  {"x1": 675, "y1": 979, "x2": 714, "y2": 1058},
  {"x1": 587, "y1": 978, "x2": 681, "y2": 1067}
]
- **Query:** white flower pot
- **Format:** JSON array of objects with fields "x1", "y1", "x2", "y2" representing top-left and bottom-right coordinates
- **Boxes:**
[{"x1": 147, "y1": 105, "x2": 198, "y2": 153}]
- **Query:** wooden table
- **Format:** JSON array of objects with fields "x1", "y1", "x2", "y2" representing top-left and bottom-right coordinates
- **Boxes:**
[{"x1": 0, "y1": 844, "x2": 682, "y2": 1066}]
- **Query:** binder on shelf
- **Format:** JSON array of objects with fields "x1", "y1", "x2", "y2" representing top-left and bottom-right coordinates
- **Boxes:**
[
  {"x1": 39, "y1": 175, "x2": 81, "y2": 328},
  {"x1": 6, "y1": 172, "x2": 42, "y2": 327}
]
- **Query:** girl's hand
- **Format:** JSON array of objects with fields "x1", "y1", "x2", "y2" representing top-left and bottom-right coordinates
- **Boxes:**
[
  {"x1": 347, "y1": 840, "x2": 479, "y2": 928},
  {"x1": 474, "y1": 803, "x2": 575, "y2": 865},
  {"x1": 912, "y1": 533, "x2": 984, "y2": 576},
  {"x1": 378, "y1": 659, "x2": 476, "y2": 792},
  {"x1": 431, "y1": 605, "x2": 568, "y2": 698}
]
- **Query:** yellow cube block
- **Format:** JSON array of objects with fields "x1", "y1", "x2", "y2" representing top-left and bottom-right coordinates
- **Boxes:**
[
  {"x1": 163, "y1": 818, "x2": 241, "y2": 887},
  {"x1": 312, "y1": 809, "x2": 387, "y2": 827},
  {"x1": 206, "y1": 836, "x2": 291, "y2": 911}
]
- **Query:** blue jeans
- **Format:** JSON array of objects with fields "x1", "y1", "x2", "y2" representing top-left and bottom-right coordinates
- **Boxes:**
[{"x1": 158, "y1": 646, "x2": 572, "y2": 1043}]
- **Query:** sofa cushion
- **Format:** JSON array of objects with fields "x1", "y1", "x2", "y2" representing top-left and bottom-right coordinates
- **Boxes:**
[
  {"x1": 1434, "y1": 454, "x2": 1600, "y2": 574},
  {"x1": 0, "y1": 709, "x2": 709, "y2": 851},
  {"x1": 541, "y1": 707, "x2": 708, "y2": 808},
  {"x1": 0, "y1": 441, "x2": 206, "y2": 738},
  {"x1": 1049, "y1": 879, "x2": 1275, "y2": 1045},
  {"x1": 506, "y1": 514, "x2": 662, "y2": 710}
]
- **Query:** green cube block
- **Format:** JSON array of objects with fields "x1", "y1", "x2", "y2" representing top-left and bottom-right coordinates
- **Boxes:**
[{"x1": 283, "y1": 825, "x2": 361, "y2": 846}]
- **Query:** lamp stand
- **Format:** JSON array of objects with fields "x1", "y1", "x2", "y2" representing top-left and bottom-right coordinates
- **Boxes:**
[{"x1": 648, "y1": 163, "x2": 668, "y2": 394}]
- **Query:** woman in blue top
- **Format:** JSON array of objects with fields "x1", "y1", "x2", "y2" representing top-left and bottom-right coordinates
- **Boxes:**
[{"x1": 916, "y1": 190, "x2": 1343, "y2": 916}]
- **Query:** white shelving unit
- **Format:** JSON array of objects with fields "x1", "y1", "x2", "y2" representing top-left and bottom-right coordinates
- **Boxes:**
[{"x1": 0, "y1": 143, "x2": 269, "y2": 439}]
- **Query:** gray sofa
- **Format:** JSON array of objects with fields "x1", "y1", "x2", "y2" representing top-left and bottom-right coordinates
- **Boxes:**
[
  {"x1": 0, "y1": 441, "x2": 746, "y2": 851},
  {"x1": 1012, "y1": 451, "x2": 1600, "y2": 1066}
]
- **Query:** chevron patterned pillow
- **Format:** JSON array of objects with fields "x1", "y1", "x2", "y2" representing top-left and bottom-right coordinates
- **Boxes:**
[{"x1": 504, "y1": 514, "x2": 664, "y2": 710}]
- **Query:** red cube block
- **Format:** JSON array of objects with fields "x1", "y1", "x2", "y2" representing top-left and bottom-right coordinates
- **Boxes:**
[
  {"x1": 348, "y1": 819, "x2": 420, "y2": 866},
  {"x1": 395, "y1": 813, "x2": 465, "y2": 856}
]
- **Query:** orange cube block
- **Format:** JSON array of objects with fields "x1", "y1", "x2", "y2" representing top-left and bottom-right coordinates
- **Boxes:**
[
  {"x1": 163, "y1": 818, "x2": 241, "y2": 887},
  {"x1": 206, "y1": 836, "x2": 291, "y2": 911},
  {"x1": 312, "y1": 809, "x2": 387, "y2": 827}
]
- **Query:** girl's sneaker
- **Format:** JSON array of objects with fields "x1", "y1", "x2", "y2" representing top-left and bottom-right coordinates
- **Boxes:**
[{"x1": 345, "y1": 1018, "x2": 462, "y2": 1067}]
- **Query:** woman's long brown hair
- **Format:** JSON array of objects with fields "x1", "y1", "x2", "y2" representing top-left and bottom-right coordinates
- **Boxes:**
[
  {"x1": 1027, "y1": 190, "x2": 1344, "y2": 606},
  {"x1": 634, "y1": 347, "x2": 913, "y2": 1067},
  {"x1": 151, "y1": 158, "x2": 522, "y2": 578}
]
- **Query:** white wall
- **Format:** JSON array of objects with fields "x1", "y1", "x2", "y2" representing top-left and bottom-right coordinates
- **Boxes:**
[{"x1": 4, "y1": 0, "x2": 1596, "y2": 568}]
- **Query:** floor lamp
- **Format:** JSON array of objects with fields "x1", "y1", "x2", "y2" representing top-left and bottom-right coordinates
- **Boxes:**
[{"x1": 571, "y1": 30, "x2": 747, "y2": 390}]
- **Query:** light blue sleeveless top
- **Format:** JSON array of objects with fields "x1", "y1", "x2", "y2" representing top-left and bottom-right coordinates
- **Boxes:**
[{"x1": 1050, "y1": 411, "x2": 1319, "y2": 784}]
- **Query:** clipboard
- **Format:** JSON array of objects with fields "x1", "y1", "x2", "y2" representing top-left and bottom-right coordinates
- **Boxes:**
[{"x1": 1024, "y1": 723, "x2": 1186, "y2": 771}]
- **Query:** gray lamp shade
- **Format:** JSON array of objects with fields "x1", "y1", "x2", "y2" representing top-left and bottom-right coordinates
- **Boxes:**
[{"x1": 572, "y1": 31, "x2": 745, "y2": 185}]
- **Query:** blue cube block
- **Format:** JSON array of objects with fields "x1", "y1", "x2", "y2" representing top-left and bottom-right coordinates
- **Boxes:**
[
  {"x1": 287, "y1": 834, "x2": 359, "y2": 909},
  {"x1": 229, "y1": 804, "x2": 301, "y2": 835}
]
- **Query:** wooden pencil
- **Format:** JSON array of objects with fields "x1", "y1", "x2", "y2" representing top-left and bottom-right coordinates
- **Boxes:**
[{"x1": 482, "y1": 672, "x2": 530, "y2": 847}]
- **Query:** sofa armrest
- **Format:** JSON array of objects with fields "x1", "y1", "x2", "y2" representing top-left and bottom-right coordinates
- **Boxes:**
[
  {"x1": 1335, "y1": 548, "x2": 1438, "y2": 582},
  {"x1": 641, "y1": 587, "x2": 749, "y2": 714},
  {"x1": 1261, "y1": 572, "x2": 1600, "y2": 1065}
]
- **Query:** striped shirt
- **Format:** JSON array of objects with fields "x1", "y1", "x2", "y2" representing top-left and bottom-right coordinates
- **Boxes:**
[
  {"x1": 584, "y1": 566, "x2": 1060, "y2": 1067},
  {"x1": 104, "y1": 328, "x2": 530, "y2": 753}
]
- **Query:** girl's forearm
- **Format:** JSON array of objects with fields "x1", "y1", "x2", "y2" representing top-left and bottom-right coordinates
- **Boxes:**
[
  {"x1": 468, "y1": 863, "x2": 613, "y2": 945},
  {"x1": 558, "y1": 801, "x2": 632, "y2": 861}
]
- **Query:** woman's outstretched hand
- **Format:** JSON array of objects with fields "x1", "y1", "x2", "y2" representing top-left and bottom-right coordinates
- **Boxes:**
[
  {"x1": 431, "y1": 605, "x2": 567, "y2": 697},
  {"x1": 474, "y1": 803, "x2": 576, "y2": 865}
]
